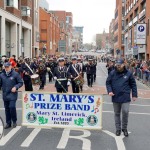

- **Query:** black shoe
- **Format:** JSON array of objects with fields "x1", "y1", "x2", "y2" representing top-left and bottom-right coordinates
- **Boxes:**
[
  {"x1": 13, "y1": 123, "x2": 17, "y2": 128},
  {"x1": 116, "y1": 130, "x2": 121, "y2": 136},
  {"x1": 4, "y1": 124, "x2": 11, "y2": 129},
  {"x1": 122, "y1": 129, "x2": 128, "y2": 137}
]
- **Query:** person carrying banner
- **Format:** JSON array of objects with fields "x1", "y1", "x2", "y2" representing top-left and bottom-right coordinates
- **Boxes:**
[
  {"x1": 106, "y1": 58, "x2": 138, "y2": 137},
  {"x1": 53, "y1": 57, "x2": 70, "y2": 93},
  {"x1": 0, "y1": 62, "x2": 23, "y2": 129}
]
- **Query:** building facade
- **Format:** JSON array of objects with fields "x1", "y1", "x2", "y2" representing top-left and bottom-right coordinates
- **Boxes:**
[
  {"x1": 109, "y1": 19, "x2": 115, "y2": 55},
  {"x1": 0, "y1": 0, "x2": 32, "y2": 58},
  {"x1": 39, "y1": 8, "x2": 60, "y2": 55},
  {"x1": 96, "y1": 30, "x2": 109, "y2": 50},
  {"x1": 124, "y1": 0, "x2": 150, "y2": 60},
  {"x1": 72, "y1": 26, "x2": 84, "y2": 51},
  {"x1": 113, "y1": 0, "x2": 125, "y2": 57},
  {"x1": 32, "y1": 0, "x2": 40, "y2": 57}
]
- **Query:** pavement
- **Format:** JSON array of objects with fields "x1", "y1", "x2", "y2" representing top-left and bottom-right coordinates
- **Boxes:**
[{"x1": 0, "y1": 60, "x2": 150, "y2": 150}]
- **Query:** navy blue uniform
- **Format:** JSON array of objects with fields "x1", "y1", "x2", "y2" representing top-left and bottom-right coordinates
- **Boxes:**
[
  {"x1": 38, "y1": 64, "x2": 47, "y2": 89},
  {"x1": 68, "y1": 64, "x2": 81, "y2": 93},
  {"x1": 0, "y1": 69, "x2": 23, "y2": 125},
  {"x1": 93, "y1": 62, "x2": 97, "y2": 82},
  {"x1": 21, "y1": 63, "x2": 33, "y2": 91},
  {"x1": 54, "y1": 66, "x2": 70, "y2": 93},
  {"x1": 85, "y1": 64, "x2": 94, "y2": 87},
  {"x1": 106, "y1": 68, "x2": 138, "y2": 103}
]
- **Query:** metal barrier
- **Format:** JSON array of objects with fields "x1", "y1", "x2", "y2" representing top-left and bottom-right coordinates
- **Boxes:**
[{"x1": 130, "y1": 67, "x2": 150, "y2": 87}]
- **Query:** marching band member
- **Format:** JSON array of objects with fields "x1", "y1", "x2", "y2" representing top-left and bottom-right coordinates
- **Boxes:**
[
  {"x1": 30, "y1": 58, "x2": 38, "y2": 73},
  {"x1": 53, "y1": 58, "x2": 71, "y2": 93},
  {"x1": 93, "y1": 58, "x2": 97, "y2": 82},
  {"x1": 77, "y1": 57, "x2": 85, "y2": 92},
  {"x1": 85, "y1": 58, "x2": 94, "y2": 87},
  {"x1": 37, "y1": 59, "x2": 47, "y2": 90},
  {"x1": 68, "y1": 56, "x2": 81, "y2": 93},
  {"x1": 21, "y1": 58, "x2": 33, "y2": 91},
  {"x1": 46, "y1": 58, "x2": 55, "y2": 82}
]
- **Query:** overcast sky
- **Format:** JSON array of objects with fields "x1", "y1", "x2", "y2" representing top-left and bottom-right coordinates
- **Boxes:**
[{"x1": 48, "y1": 0, "x2": 116, "y2": 43}]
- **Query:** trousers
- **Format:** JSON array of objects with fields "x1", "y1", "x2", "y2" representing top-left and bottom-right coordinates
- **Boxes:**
[
  {"x1": 113, "y1": 102, "x2": 130, "y2": 130},
  {"x1": 4, "y1": 100, "x2": 17, "y2": 125}
]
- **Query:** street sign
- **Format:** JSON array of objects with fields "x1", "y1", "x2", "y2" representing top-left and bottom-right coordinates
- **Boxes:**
[
  {"x1": 22, "y1": 92, "x2": 103, "y2": 130},
  {"x1": 136, "y1": 24, "x2": 146, "y2": 45}
]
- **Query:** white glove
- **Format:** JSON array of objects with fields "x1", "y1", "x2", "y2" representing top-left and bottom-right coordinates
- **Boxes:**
[
  {"x1": 54, "y1": 77, "x2": 57, "y2": 80},
  {"x1": 67, "y1": 81, "x2": 71, "y2": 86}
]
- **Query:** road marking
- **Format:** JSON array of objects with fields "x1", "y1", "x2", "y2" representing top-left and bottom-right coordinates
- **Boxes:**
[
  {"x1": 57, "y1": 129, "x2": 91, "y2": 150},
  {"x1": 103, "y1": 111, "x2": 150, "y2": 116},
  {"x1": 21, "y1": 128, "x2": 41, "y2": 147},
  {"x1": 0, "y1": 126, "x2": 21, "y2": 146},
  {"x1": 103, "y1": 130, "x2": 130, "y2": 150},
  {"x1": 104, "y1": 102, "x2": 150, "y2": 107}
]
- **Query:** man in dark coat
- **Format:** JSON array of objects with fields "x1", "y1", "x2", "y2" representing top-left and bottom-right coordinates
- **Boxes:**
[
  {"x1": 0, "y1": 62, "x2": 23, "y2": 129},
  {"x1": 54, "y1": 58, "x2": 71, "y2": 93},
  {"x1": 106, "y1": 58, "x2": 137, "y2": 137}
]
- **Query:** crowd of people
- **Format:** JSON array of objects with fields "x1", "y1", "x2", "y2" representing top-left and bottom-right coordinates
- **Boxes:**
[
  {"x1": 106, "y1": 57, "x2": 150, "y2": 85},
  {"x1": 0, "y1": 54, "x2": 139, "y2": 138},
  {"x1": 0, "y1": 54, "x2": 98, "y2": 93}
]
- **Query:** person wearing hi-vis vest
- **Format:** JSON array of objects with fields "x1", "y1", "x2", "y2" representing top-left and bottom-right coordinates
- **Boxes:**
[
  {"x1": 53, "y1": 57, "x2": 71, "y2": 93},
  {"x1": 0, "y1": 62, "x2": 23, "y2": 129}
]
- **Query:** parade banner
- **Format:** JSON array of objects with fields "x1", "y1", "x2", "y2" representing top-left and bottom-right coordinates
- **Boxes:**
[{"x1": 22, "y1": 92, "x2": 103, "y2": 130}]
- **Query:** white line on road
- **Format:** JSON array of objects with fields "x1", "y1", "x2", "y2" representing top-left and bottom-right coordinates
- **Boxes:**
[
  {"x1": 21, "y1": 128, "x2": 41, "y2": 147},
  {"x1": 0, "y1": 126, "x2": 21, "y2": 146},
  {"x1": 103, "y1": 130, "x2": 127, "y2": 150},
  {"x1": 104, "y1": 102, "x2": 150, "y2": 107},
  {"x1": 103, "y1": 111, "x2": 150, "y2": 116},
  {"x1": 57, "y1": 129, "x2": 91, "y2": 150}
]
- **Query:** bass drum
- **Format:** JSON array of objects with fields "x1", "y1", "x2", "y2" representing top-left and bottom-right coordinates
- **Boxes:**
[{"x1": 31, "y1": 74, "x2": 40, "y2": 85}]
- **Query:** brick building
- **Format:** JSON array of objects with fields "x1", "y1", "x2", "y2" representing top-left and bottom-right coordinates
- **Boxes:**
[
  {"x1": 109, "y1": 19, "x2": 115, "y2": 55},
  {"x1": 39, "y1": 8, "x2": 60, "y2": 55},
  {"x1": 52, "y1": 11, "x2": 73, "y2": 54},
  {"x1": 124, "y1": 0, "x2": 150, "y2": 60},
  {"x1": 32, "y1": 0, "x2": 40, "y2": 57},
  {"x1": 0, "y1": 0, "x2": 32, "y2": 57},
  {"x1": 113, "y1": 0, "x2": 125, "y2": 57},
  {"x1": 96, "y1": 30, "x2": 109, "y2": 50}
]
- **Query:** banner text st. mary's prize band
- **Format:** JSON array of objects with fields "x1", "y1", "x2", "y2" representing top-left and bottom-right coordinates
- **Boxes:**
[{"x1": 22, "y1": 92, "x2": 103, "y2": 129}]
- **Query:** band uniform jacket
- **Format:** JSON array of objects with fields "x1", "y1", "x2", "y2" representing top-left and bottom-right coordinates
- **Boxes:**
[
  {"x1": 68, "y1": 64, "x2": 81, "y2": 79},
  {"x1": 85, "y1": 64, "x2": 94, "y2": 75},
  {"x1": 54, "y1": 66, "x2": 70, "y2": 89}
]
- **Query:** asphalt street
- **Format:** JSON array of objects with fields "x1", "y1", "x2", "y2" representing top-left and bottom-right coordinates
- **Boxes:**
[{"x1": 0, "y1": 58, "x2": 150, "y2": 150}]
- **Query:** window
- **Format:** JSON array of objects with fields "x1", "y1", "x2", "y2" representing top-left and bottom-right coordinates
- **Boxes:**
[
  {"x1": 21, "y1": 7, "x2": 31, "y2": 16},
  {"x1": 6, "y1": 0, "x2": 19, "y2": 9}
]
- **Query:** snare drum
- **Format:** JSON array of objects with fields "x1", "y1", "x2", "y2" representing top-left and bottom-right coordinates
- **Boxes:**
[{"x1": 31, "y1": 74, "x2": 40, "y2": 85}]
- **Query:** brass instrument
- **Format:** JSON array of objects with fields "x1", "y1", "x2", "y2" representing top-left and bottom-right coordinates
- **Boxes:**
[{"x1": 74, "y1": 73, "x2": 84, "y2": 86}]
